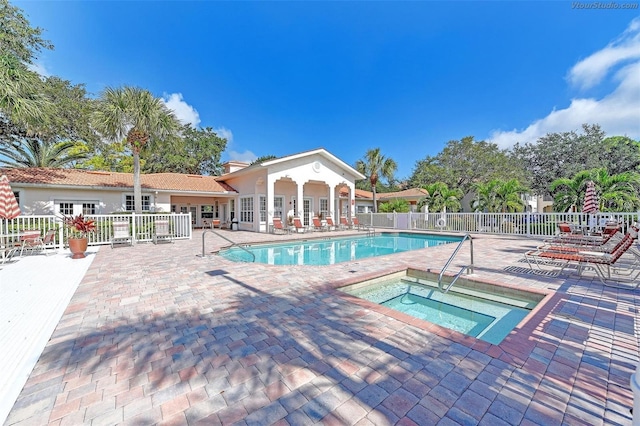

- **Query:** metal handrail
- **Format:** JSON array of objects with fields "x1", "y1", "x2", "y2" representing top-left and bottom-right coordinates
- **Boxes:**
[
  {"x1": 438, "y1": 233, "x2": 474, "y2": 293},
  {"x1": 201, "y1": 229, "x2": 255, "y2": 262}
]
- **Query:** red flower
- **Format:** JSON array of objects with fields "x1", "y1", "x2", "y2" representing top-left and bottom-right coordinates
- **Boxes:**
[{"x1": 63, "y1": 214, "x2": 96, "y2": 238}]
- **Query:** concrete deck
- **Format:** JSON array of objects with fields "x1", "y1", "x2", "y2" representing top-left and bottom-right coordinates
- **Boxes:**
[{"x1": 2, "y1": 229, "x2": 638, "y2": 425}]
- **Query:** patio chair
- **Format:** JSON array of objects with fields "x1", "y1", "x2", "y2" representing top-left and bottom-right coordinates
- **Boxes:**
[
  {"x1": 524, "y1": 232, "x2": 640, "y2": 287},
  {"x1": 212, "y1": 219, "x2": 221, "y2": 229},
  {"x1": 351, "y1": 217, "x2": 365, "y2": 231},
  {"x1": 153, "y1": 220, "x2": 173, "y2": 244},
  {"x1": 20, "y1": 229, "x2": 56, "y2": 256},
  {"x1": 312, "y1": 217, "x2": 328, "y2": 232},
  {"x1": 325, "y1": 217, "x2": 337, "y2": 231},
  {"x1": 339, "y1": 217, "x2": 350, "y2": 230},
  {"x1": 111, "y1": 221, "x2": 132, "y2": 248},
  {"x1": 272, "y1": 218, "x2": 291, "y2": 234},
  {"x1": 292, "y1": 218, "x2": 309, "y2": 233}
]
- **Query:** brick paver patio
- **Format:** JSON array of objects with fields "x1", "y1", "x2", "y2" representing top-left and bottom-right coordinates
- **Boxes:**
[{"x1": 4, "y1": 230, "x2": 638, "y2": 425}]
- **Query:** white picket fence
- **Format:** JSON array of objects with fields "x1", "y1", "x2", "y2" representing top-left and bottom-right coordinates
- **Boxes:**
[
  {"x1": 356, "y1": 211, "x2": 640, "y2": 238},
  {"x1": 1, "y1": 213, "x2": 193, "y2": 250}
]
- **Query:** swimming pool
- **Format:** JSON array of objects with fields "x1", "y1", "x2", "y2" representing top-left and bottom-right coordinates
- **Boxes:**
[
  {"x1": 341, "y1": 269, "x2": 544, "y2": 345},
  {"x1": 219, "y1": 232, "x2": 462, "y2": 266}
]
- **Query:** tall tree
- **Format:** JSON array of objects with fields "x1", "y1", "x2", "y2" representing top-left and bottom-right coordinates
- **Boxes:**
[
  {"x1": 0, "y1": 0, "x2": 53, "y2": 130},
  {"x1": 409, "y1": 136, "x2": 523, "y2": 195},
  {"x1": 601, "y1": 136, "x2": 640, "y2": 175},
  {"x1": 144, "y1": 125, "x2": 227, "y2": 175},
  {"x1": 511, "y1": 124, "x2": 607, "y2": 195},
  {"x1": 94, "y1": 86, "x2": 180, "y2": 213},
  {"x1": 355, "y1": 148, "x2": 397, "y2": 213}
]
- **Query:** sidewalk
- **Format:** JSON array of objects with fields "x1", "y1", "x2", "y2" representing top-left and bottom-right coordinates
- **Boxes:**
[{"x1": 0, "y1": 248, "x2": 98, "y2": 424}]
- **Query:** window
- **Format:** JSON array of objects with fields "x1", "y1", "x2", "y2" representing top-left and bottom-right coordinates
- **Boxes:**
[
  {"x1": 319, "y1": 198, "x2": 328, "y2": 219},
  {"x1": 230, "y1": 199, "x2": 235, "y2": 220},
  {"x1": 125, "y1": 195, "x2": 151, "y2": 211},
  {"x1": 13, "y1": 191, "x2": 19, "y2": 207},
  {"x1": 274, "y1": 196, "x2": 284, "y2": 219},
  {"x1": 201, "y1": 205, "x2": 214, "y2": 219},
  {"x1": 357, "y1": 205, "x2": 365, "y2": 214},
  {"x1": 259, "y1": 196, "x2": 266, "y2": 222},
  {"x1": 240, "y1": 196, "x2": 253, "y2": 222},
  {"x1": 59, "y1": 202, "x2": 73, "y2": 215},
  {"x1": 82, "y1": 203, "x2": 96, "y2": 215}
]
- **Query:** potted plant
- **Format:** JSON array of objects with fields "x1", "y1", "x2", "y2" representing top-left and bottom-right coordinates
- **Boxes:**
[{"x1": 63, "y1": 214, "x2": 96, "y2": 259}]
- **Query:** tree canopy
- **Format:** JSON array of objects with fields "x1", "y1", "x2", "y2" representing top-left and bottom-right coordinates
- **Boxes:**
[
  {"x1": 143, "y1": 125, "x2": 227, "y2": 175},
  {"x1": 409, "y1": 136, "x2": 523, "y2": 194}
]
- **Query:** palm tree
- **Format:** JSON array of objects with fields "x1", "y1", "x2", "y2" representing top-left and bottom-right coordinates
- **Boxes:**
[
  {"x1": 494, "y1": 179, "x2": 527, "y2": 213},
  {"x1": 94, "y1": 86, "x2": 179, "y2": 213},
  {"x1": 550, "y1": 170, "x2": 593, "y2": 212},
  {"x1": 418, "y1": 182, "x2": 462, "y2": 214},
  {"x1": 355, "y1": 148, "x2": 397, "y2": 213},
  {"x1": 591, "y1": 168, "x2": 640, "y2": 212},
  {"x1": 472, "y1": 180, "x2": 500, "y2": 212},
  {"x1": 0, "y1": 139, "x2": 88, "y2": 167},
  {"x1": 0, "y1": 54, "x2": 50, "y2": 131}
]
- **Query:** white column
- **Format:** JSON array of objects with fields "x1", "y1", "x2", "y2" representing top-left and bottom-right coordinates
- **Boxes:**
[
  {"x1": 267, "y1": 174, "x2": 275, "y2": 233},
  {"x1": 296, "y1": 180, "x2": 304, "y2": 218},
  {"x1": 328, "y1": 185, "x2": 335, "y2": 222}
]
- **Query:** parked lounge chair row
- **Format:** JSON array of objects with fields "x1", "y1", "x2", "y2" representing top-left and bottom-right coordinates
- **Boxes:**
[
  {"x1": 524, "y1": 223, "x2": 640, "y2": 288},
  {"x1": 271, "y1": 216, "x2": 371, "y2": 234}
]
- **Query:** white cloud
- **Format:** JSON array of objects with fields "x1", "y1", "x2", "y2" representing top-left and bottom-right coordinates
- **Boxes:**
[
  {"x1": 228, "y1": 150, "x2": 258, "y2": 163},
  {"x1": 213, "y1": 127, "x2": 233, "y2": 143},
  {"x1": 569, "y1": 17, "x2": 640, "y2": 90},
  {"x1": 162, "y1": 93, "x2": 200, "y2": 127},
  {"x1": 214, "y1": 127, "x2": 257, "y2": 163},
  {"x1": 489, "y1": 18, "x2": 640, "y2": 149},
  {"x1": 28, "y1": 61, "x2": 51, "y2": 77}
]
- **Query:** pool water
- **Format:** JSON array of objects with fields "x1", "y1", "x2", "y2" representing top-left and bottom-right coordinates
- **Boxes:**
[
  {"x1": 342, "y1": 272, "x2": 541, "y2": 345},
  {"x1": 219, "y1": 232, "x2": 462, "y2": 266}
]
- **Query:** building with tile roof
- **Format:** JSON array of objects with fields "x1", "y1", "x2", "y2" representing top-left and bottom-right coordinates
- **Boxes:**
[{"x1": 2, "y1": 148, "x2": 365, "y2": 232}]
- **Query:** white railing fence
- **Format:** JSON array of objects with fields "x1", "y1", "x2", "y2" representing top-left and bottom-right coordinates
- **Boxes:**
[
  {"x1": 1, "y1": 213, "x2": 193, "y2": 250},
  {"x1": 356, "y1": 211, "x2": 640, "y2": 238}
]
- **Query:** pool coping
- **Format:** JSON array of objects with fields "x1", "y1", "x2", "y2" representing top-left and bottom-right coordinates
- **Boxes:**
[{"x1": 328, "y1": 266, "x2": 557, "y2": 368}]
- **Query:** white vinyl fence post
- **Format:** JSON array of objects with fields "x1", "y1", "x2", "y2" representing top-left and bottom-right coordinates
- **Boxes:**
[{"x1": 131, "y1": 213, "x2": 137, "y2": 245}]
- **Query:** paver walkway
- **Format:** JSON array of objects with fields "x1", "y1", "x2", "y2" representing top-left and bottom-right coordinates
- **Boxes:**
[{"x1": 4, "y1": 230, "x2": 639, "y2": 425}]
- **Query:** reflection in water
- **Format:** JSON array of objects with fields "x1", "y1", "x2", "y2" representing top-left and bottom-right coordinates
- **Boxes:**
[{"x1": 221, "y1": 233, "x2": 462, "y2": 266}]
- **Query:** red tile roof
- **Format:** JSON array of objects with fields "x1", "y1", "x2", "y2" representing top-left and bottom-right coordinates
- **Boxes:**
[
  {"x1": 339, "y1": 187, "x2": 428, "y2": 200},
  {"x1": 1, "y1": 168, "x2": 236, "y2": 193}
]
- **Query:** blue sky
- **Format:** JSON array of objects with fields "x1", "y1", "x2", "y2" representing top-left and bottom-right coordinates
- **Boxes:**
[{"x1": 17, "y1": 1, "x2": 640, "y2": 180}]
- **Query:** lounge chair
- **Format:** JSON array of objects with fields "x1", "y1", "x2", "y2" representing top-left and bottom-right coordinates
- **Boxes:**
[
  {"x1": 111, "y1": 221, "x2": 132, "y2": 248},
  {"x1": 292, "y1": 218, "x2": 309, "y2": 233},
  {"x1": 272, "y1": 218, "x2": 291, "y2": 234},
  {"x1": 312, "y1": 217, "x2": 328, "y2": 232},
  {"x1": 325, "y1": 217, "x2": 337, "y2": 231},
  {"x1": 153, "y1": 220, "x2": 173, "y2": 244},
  {"x1": 525, "y1": 231, "x2": 640, "y2": 287},
  {"x1": 211, "y1": 219, "x2": 221, "y2": 229},
  {"x1": 20, "y1": 229, "x2": 56, "y2": 256},
  {"x1": 545, "y1": 225, "x2": 620, "y2": 247},
  {"x1": 339, "y1": 217, "x2": 350, "y2": 230}
]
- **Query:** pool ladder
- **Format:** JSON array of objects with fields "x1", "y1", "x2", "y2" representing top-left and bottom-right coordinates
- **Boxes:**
[
  {"x1": 438, "y1": 233, "x2": 474, "y2": 293},
  {"x1": 201, "y1": 229, "x2": 256, "y2": 262}
]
